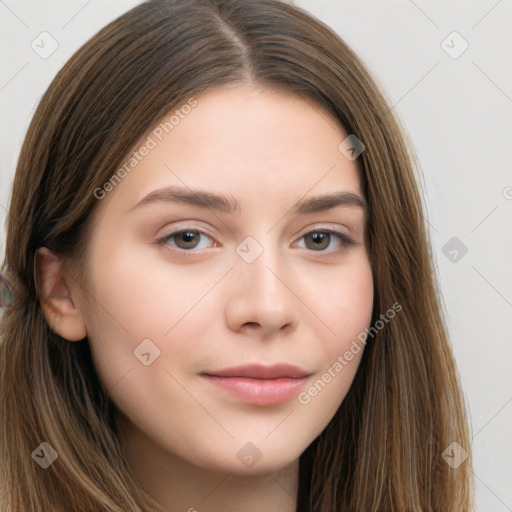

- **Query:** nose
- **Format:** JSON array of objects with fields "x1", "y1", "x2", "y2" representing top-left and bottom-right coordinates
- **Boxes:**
[{"x1": 224, "y1": 241, "x2": 300, "y2": 337}]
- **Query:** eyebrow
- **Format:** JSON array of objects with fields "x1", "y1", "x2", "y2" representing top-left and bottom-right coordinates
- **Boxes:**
[{"x1": 127, "y1": 185, "x2": 367, "y2": 215}]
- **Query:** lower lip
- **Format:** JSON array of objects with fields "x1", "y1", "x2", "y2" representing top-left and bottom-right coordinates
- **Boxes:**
[{"x1": 201, "y1": 375, "x2": 309, "y2": 406}]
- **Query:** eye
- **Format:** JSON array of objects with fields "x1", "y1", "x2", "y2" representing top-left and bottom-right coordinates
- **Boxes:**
[
  {"x1": 156, "y1": 227, "x2": 355, "y2": 255},
  {"x1": 157, "y1": 230, "x2": 214, "y2": 251},
  {"x1": 295, "y1": 229, "x2": 355, "y2": 252}
]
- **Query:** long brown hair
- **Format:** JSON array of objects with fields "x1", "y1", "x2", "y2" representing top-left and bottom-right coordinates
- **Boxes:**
[{"x1": 0, "y1": 0, "x2": 473, "y2": 510}]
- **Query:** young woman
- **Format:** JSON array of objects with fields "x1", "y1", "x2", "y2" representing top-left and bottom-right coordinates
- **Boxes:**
[{"x1": 0, "y1": 0, "x2": 474, "y2": 510}]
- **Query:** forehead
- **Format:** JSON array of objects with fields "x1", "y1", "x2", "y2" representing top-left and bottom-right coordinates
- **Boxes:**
[{"x1": 94, "y1": 83, "x2": 363, "y2": 219}]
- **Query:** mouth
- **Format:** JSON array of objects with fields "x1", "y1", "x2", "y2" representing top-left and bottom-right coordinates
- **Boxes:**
[{"x1": 200, "y1": 363, "x2": 311, "y2": 406}]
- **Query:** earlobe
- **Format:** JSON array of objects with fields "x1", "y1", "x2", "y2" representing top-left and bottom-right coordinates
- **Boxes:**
[{"x1": 34, "y1": 247, "x2": 87, "y2": 342}]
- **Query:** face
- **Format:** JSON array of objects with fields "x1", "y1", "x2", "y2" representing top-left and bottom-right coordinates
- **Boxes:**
[{"x1": 75, "y1": 84, "x2": 373, "y2": 475}]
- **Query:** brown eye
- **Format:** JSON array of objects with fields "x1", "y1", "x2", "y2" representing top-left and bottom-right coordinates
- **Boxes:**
[
  {"x1": 298, "y1": 230, "x2": 355, "y2": 252},
  {"x1": 160, "y1": 230, "x2": 214, "y2": 251},
  {"x1": 304, "y1": 232, "x2": 330, "y2": 250},
  {"x1": 174, "y1": 231, "x2": 200, "y2": 249}
]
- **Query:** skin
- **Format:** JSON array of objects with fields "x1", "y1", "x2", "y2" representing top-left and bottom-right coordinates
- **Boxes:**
[{"x1": 37, "y1": 83, "x2": 374, "y2": 512}]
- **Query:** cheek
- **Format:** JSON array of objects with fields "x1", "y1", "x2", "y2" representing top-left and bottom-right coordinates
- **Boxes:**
[
  {"x1": 87, "y1": 241, "x2": 220, "y2": 336},
  {"x1": 82, "y1": 244, "x2": 226, "y2": 386},
  {"x1": 310, "y1": 256, "x2": 374, "y2": 350},
  {"x1": 298, "y1": 258, "x2": 373, "y2": 411},
  {"x1": 334, "y1": 262, "x2": 374, "y2": 337}
]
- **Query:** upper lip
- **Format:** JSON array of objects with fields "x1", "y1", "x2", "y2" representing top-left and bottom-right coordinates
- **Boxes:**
[{"x1": 202, "y1": 363, "x2": 310, "y2": 380}]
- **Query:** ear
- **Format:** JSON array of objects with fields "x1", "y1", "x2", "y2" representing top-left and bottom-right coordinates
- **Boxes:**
[{"x1": 34, "y1": 247, "x2": 87, "y2": 342}]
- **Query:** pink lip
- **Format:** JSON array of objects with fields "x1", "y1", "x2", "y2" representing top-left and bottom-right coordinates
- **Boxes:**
[{"x1": 201, "y1": 363, "x2": 311, "y2": 406}]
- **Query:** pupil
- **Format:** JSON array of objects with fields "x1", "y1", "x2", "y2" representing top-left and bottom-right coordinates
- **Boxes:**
[{"x1": 182, "y1": 232, "x2": 195, "y2": 242}]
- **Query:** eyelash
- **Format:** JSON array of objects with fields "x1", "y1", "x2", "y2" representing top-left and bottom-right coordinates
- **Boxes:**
[{"x1": 155, "y1": 227, "x2": 355, "y2": 256}]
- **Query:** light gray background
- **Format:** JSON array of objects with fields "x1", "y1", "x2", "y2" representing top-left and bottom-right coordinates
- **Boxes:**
[{"x1": 1, "y1": 1, "x2": 511, "y2": 510}]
